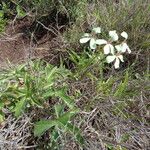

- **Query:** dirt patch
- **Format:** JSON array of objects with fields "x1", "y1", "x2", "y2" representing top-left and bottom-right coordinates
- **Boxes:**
[
  {"x1": 0, "y1": 33, "x2": 29, "y2": 67},
  {"x1": 0, "y1": 17, "x2": 67, "y2": 68}
]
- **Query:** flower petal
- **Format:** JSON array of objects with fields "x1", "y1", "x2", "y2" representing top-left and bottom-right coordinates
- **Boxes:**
[
  {"x1": 118, "y1": 55, "x2": 124, "y2": 62},
  {"x1": 104, "y1": 44, "x2": 114, "y2": 54},
  {"x1": 90, "y1": 38, "x2": 97, "y2": 49},
  {"x1": 109, "y1": 30, "x2": 119, "y2": 41},
  {"x1": 92, "y1": 27, "x2": 101, "y2": 34},
  {"x1": 121, "y1": 43, "x2": 127, "y2": 52},
  {"x1": 83, "y1": 33, "x2": 90, "y2": 37},
  {"x1": 126, "y1": 45, "x2": 131, "y2": 54},
  {"x1": 114, "y1": 58, "x2": 120, "y2": 69},
  {"x1": 96, "y1": 39, "x2": 107, "y2": 45},
  {"x1": 106, "y1": 55, "x2": 116, "y2": 63},
  {"x1": 109, "y1": 44, "x2": 115, "y2": 54},
  {"x1": 122, "y1": 43, "x2": 131, "y2": 53},
  {"x1": 104, "y1": 44, "x2": 110, "y2": 54},
  {"x1": 121, "y1": 31, "x2": 128, "y2": 39},
  {"x1": 80, "y1": 37, "x2": 91, "y2": 43},
  {"x1": 115, "y1": 44, "x2": 123, "y2": 52}
]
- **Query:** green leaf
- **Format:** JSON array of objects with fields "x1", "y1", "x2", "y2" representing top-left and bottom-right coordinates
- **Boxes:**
[
  {"x1": 56, "y1": 109, "x2": 83, "y2": 144},
  {"x1": 0, "y1": 101, "x2": 4, "y2": 109},
  {"x1": 16, "y1": 5, "x2": 26, "y2": 18},
  {"x1": 34, "y1": 120, "x2": 57, "y2": 137},
  {"x1": 54, "y1": 104, "x2": 64, "y2": 118},
  {"x1": 69, "y1": 50, "x2": 80, "y2": 65},
  {"x1": 50, "y1": 129, "x2": 60, "y2": 149},
  {"x1": 55, "y1": 89, "x2": 75, "y2": 109},
  {"x1": 46, "y1": 66, "x2": 58, "y2": 83},
  {"x1": 63, "y1": 123, "x2": 84, "y2": 145},
  {"x1": 57, "y1": 109, "x2": 79, "y2": 126},
  {"x1": 0, "y1": 111, "x2": 4, "y2": 123},
  {"x1": 14, "y1": 98, "x2": 27, "y2": 117},
  {"x1": 114, "y1": 71, "x2": 129, "y2": 97},
  {"x1": 42, "y1": 89, "x2": 55, "y2": 98},
  {"x1": 0, "y1": 10, "x2": 4, "y2": 18},
  {"x1": 34, "y1": 109, "x2": 78, "y2": 137},
  {"x1": 51, "y1": 129, "x2": 59, "y2": 142},
  {"x1": 141, "y1": 41, "x2": 150, "y2": 48}
]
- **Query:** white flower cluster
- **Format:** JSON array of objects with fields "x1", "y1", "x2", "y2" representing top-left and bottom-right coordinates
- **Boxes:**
[{"x1": 79, "y1": 27, "x2": 131, "y2": 69}]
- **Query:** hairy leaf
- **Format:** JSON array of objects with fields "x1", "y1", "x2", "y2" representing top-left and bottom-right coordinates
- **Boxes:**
[{"x1": 34, "y1": 120, "x2": 57, "y2": 137}]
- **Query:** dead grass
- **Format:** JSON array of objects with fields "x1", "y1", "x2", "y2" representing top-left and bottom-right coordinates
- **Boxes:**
[
  {"x1": 70, "y1": 76, "x2": 150, "y2": 150},
  {"x1": 0, "y1": 0, "x2": 150, "y2": 150},
  {"x1": 0, "y1": 113, "x2": 35, "y2": 150}
]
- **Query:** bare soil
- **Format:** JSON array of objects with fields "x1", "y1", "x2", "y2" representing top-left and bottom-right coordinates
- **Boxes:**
[{"x1": 0, "y1": 18, "x2": 66, "y2": 68}]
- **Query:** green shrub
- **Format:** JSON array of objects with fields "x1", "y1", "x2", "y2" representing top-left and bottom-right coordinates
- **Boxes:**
[
  {"x1": 0, "y1": 60, "x2": 71, "y2": 118},
  {"x1": 0, "y1": 60, "x2": 83, "y2": 148},
  {"x1": 3, "y1": 0, "x2": 87, "y2": 20}
]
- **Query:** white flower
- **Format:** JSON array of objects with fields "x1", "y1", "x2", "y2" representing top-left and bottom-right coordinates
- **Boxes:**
[
  {"x1": 106, "y1": 54, "x2": 124, "y2": 69},
  {"x1": 95, "y1": 30, "x2": 119, "y2": 54},
  {"x1": 115, "y1": 43, "x2": 131, "y2": 53},
  {"x1": 103, "y1": 43, "x2": 115, "y2": 55},
  {"x1": 109, "y1": 30, "x2": 119, "y2": 41},
  {"x1": 79, "y1": 34, "x2": 96, "y2": 49},
  {"x1": 115, "y1": 44, "x2": 122, "y2": 52},
  {"x1": 115, "y1": 31, "x2": 131, "y2": 53},
  {"x1": 79, "y1": 33, "x2": 91, "y2": 43},
  {"x1": 96, "y1": 39, "x2": 114, "y2": 55},
  {"x1": 121, "y1": 43, "x2": 131, "y2": 53},
  {"x1": 92, "y1": 27, "x2": 101, "y2": 34},
  {"x1": 96, "y1": 39, "x2": 114, "y2": 54},
  {"x1": 121, "y1": 31, "x2": 128, "y2": 39},
  {"x1": 89, "y1": 38, "x2": 97, "y2": 49},
  {"x1": 79, "y1": 27, "x2": 101, "y2": 49},
  {"x1": 95, "y1": 39, "x2": 107, "y2": 45}
]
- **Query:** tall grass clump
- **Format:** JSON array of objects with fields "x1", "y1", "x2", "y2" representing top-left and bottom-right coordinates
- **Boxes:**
[
  {"x1": 65, "y1": 0, "x2": 150, "y2": 73},
  {"x1": 62, "y1": 1, "x2": 150, "y2": 149},
  {"x1": 0, "y1": 0, "x2": 149, "y2": 149}
]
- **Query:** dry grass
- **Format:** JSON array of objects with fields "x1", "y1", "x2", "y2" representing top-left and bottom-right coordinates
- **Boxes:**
[
  {"x1": 0, "y1": 113, "x2": 35, "y2": 150},
  {"x1": 68, "y1": 74, "x2": 150, "y2": 150},
  {"x1": 0, "y1": 0, "x2": 150, "y2": 150}
]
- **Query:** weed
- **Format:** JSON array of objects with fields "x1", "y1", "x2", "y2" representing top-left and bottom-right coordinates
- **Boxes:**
[
  {"x1": 0, "y1": 0, "x2": 150, "y2": 149},
  {"x1": 0, "y1": 60, "x2": 70, "y2": 117}
]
